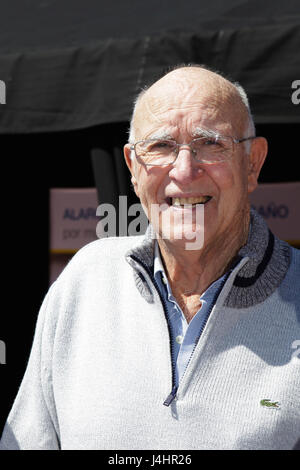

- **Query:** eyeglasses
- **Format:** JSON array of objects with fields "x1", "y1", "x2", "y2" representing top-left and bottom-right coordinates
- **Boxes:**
[{"x1": 130, "y1": 134, "x2": 256, "y2": 166}]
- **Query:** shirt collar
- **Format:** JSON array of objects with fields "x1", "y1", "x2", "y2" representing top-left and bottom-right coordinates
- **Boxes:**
[
  {"x1": 154, "y1": 242, "x2": 174, "y2": 299},
  {"x1": 154, "y1": 241, "x2": 165, "y2": 278},
  {"x1": 153, "y1": 241, "x2": 228, "y2": 302}
]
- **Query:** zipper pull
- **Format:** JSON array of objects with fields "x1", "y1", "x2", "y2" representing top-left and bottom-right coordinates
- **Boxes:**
[{"x1": 163, "y1": 386, "x2": 178, "y2": 406}]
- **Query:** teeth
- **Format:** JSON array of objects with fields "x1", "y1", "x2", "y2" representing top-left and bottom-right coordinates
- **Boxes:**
[{"x1": 172, "y1": 196, "x2": 211, "y2": 206}]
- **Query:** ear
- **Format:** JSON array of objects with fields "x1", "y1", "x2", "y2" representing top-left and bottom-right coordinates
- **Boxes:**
[
  {"x1": 247, "y1": 137, "x2": 268, "y2": 194},
  {"x1": 123, "y1": 144, "x2": 139, "y2": 197}
]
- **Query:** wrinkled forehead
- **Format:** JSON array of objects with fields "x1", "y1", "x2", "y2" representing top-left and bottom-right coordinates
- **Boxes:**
[{"x1": 133, "y1": 69, "x2": 248, "y2": 139}]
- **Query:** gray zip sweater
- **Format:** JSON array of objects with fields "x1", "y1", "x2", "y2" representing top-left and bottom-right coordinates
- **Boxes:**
[{"x1": 1, "y1": 209, "x2": 300, "y2": 450}]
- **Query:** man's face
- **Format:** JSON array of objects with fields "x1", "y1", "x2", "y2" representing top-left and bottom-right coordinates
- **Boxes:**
[{"x1": 124, "y1": 70, "x2": 266, "y2": 251}]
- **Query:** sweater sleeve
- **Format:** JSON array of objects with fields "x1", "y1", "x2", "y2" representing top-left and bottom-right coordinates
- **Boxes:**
[{"x1": 0, "y1": 283, "x2": 60, "y2": 450}]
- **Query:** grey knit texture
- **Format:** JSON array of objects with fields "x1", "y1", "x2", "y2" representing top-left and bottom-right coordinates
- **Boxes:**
[
  {"x1": 127, "y1": 208, "x2": 291, "y2": 309},
  {"x1": 224, "y1": 209, "x2": 291, "y2": 308}
]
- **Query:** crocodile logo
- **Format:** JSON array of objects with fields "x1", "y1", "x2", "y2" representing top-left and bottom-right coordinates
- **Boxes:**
[{"x1": 260, "y1": 399, "x2": 280, "y2": 408}]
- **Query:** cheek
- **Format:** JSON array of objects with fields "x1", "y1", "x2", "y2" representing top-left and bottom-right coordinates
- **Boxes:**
[
  {"x1": 209, "y1": 161, "x2": 248, "y2": 208},
  {"x1": 135, "y1": 169, "x2": 165, "y2": 207},
  {"x1": 208, "y1": 164, "x2": 235, "y2": 193}
]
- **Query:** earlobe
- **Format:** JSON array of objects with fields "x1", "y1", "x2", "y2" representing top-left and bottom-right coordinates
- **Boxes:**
[
  {"x1": 131, "y1": 175, "x2": 138, "y2": 188},
  {"x1": 123, "y1": 144, "x2": 139, "y2": 197},
  {"x1": 124, "y1": 144, "x2": 134, "y2": 171},
  {"x1": 247, "y1": 137, "x2": 268, "y2": 194}
]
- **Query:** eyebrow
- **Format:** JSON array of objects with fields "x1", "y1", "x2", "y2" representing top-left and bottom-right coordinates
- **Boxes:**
[
  {"x1": 146, "y1": 128, "x2": 221, "y2": 141},
  {"x1": 147, "y1": 131, "x2": 174, "y2": 140},
  {"x1": 192, "y1": 127, "x2": 220, "y2": 138}
]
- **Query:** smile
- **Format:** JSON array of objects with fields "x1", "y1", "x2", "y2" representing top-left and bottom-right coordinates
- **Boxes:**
[{"x1": 170, "y1": 196, "x2": 212, "y2": 206}]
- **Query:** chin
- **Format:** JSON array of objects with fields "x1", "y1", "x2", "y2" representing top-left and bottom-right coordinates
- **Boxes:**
[{"x1": 159, "y1": 224, "x2": 205, "y2": 251}]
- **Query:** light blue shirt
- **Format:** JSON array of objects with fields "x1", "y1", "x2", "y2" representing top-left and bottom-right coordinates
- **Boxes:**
[{"x1": 154, "y1": 242, "x2": 227, "y2": 387}]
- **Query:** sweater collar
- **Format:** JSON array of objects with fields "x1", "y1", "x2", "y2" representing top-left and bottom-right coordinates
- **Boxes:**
[{"x1": 126, "y1": 208, "x2": 291, "y2": 308}]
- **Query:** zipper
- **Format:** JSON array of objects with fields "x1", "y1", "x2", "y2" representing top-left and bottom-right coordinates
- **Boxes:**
[
  {"x1": 130, "y1": 255, "x2": 178, "y2": 406},
  {"x1": 129, "y1": 255, "x2": 231, "y2": 407},
  {"x1": 177, "y1": 271, "x2": 231, "y2": 388},
  {"x1": 163, "y1": 271, "x2": 231, "y2": 406},
  {"x1": 163, "y1": 385, "x2": 178, "y2": 406}
]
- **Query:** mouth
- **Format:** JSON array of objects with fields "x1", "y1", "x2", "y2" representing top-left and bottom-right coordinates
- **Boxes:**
[{"x1": 168, "y1": 196, "x2": 212, "y2": 207}]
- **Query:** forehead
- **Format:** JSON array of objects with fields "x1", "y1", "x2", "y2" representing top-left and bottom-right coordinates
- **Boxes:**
[{"x1": 133, "y1": 70, "x2": 247, "y2": 139}]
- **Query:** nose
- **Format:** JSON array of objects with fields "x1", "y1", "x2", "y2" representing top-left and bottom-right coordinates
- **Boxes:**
[{"x1": 168, "y1": 146, "x2": 204, "y2": 184}]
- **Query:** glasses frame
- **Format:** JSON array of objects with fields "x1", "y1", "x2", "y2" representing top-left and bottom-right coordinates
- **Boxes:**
[{"x1": 130, "y1": 135, "x2": 257, "y2": 166}]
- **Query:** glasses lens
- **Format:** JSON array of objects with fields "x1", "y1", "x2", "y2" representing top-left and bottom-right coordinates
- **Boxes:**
[
  {"x1": 134, "y1": 136, "x2": 233, "y2": 166},
  {"x1": 191, "y1": 136, "x2": 232, "y2": 163},
  {"x1": 135, "y1": 140, "x2": 176, "y2": 165}
]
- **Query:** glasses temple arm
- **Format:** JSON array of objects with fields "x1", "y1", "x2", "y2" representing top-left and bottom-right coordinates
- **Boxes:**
[{"x1": 235, "y1": 136, "x2": 257, "y2": 143}]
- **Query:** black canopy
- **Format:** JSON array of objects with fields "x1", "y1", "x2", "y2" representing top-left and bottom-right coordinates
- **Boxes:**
[{"x1": 0, "y1": 0, "x2": 299, "y2": 134}]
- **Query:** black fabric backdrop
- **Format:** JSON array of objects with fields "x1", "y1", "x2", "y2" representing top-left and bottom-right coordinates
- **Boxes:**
[{"x1": 0, "y1": 0, "x2": 299, "y2": 133}]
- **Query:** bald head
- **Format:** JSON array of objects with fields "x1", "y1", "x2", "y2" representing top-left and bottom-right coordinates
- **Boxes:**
[{"x1": 129, "y1": 66, "x2": 255, "y2": 146}]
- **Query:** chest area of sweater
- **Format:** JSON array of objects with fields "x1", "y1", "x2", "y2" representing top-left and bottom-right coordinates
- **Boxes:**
[
  {"x1": 52, "y1": 293, "x2": 300, "y2": 449},
  {"x1": 54, "y1": 339, "x2": 299, "y2": 450}
]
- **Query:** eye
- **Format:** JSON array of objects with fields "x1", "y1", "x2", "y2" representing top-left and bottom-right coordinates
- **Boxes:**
[
  {"x1": 203, "y1": 137, "x2": 219, "y2": 146},
  {"x1": 153, "y1": 141, "x2": 168, "y2": 148},
  {"x1": 148, "y1": 140, "x2": 173, "y2": 151}
]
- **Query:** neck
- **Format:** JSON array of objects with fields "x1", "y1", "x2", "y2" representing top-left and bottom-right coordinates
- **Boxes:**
[{"x1": 158, "y1": 210, "x2": 250, "y2": 298}]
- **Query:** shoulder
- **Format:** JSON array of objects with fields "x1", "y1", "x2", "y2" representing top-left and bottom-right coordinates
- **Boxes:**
[
  {"x1": 55, "y1": 235, "x2": 145, "y2": 281},
  {"x1": 288, "y1": 245, "x2": 300, "y2": 274},
  {"x1": 279, "y1": 244, "x2": 300, "y2": 300},
  {"x1": 74, "y1": 234, "x2": 144, "y2": 260}
]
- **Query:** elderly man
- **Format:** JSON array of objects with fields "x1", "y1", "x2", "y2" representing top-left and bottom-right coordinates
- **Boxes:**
[{"x1": 1, "y1": 66, "x2": 299, "y2": 450}]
